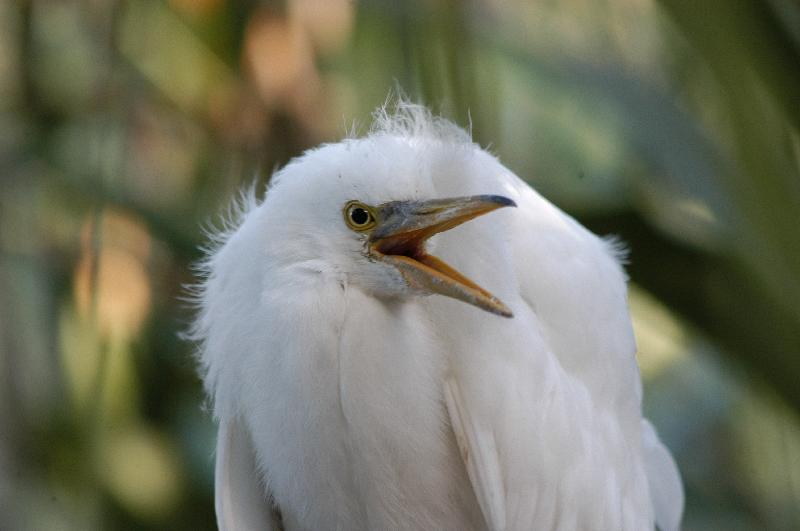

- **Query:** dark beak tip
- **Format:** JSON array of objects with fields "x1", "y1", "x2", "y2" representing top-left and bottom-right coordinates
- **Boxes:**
[
  {"x1": 486, "y1": 195, "x2": 517, "y2": 209},
  {"x1": 499, "y1": 307, "x2": 514, "y2": 318}
]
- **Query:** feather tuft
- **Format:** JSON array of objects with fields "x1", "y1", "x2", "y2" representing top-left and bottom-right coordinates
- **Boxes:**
[{"x1": 370, "y1": 97, "x2": 472, "y2": 145}]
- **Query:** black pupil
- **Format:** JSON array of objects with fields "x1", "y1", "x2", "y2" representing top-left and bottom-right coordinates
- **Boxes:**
[{"x1": 350, "y1": 207, "x2": 370, "y2": 225}]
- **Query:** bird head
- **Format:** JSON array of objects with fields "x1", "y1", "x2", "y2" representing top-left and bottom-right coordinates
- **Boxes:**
[
  {"x1": 243, "y1": 124, "x2": 517, "y2": 318},
  {"x1": 339, "y1": 194, "x2": 515, "y2": 317}
]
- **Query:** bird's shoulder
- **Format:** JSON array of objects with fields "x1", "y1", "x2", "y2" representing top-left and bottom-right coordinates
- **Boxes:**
[{"x1": 468, "y1": 168, "x2": 641, "y2": 404}]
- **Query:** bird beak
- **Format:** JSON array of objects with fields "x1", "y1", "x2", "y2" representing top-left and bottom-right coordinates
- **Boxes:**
[{"x1": 369, "y1": 195, "x2": 516, "y2": 318}]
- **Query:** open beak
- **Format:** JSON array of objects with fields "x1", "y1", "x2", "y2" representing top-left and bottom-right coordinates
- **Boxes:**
[{"x1": 369, "y1": 195, "x2": 516, "y2": 318}]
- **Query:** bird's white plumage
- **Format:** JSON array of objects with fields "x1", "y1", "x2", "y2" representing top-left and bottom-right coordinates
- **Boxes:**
[
  {"x1": 215, "y1": 418, "x2": 282, "y2": 530},
  {"x1": 190, "y1": 103, "x2": 683, "y2": 530},
  {"x1": 444, "y1": 377, "x2": 506, "y2": 531}
]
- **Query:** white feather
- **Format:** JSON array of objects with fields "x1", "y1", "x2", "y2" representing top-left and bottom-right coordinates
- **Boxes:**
[
  {"x1": 444, "y1": 378, "x2": 506, "y2": 531},
  {"x1": 191, "y1": 102, "x2": 684, "y2": 530},
  {"x1": 642, "y1": 420, "x2": 685, "y2": 531},
  {"x1": 215, "y1": 418, "x2": 282, "y2": 531}
]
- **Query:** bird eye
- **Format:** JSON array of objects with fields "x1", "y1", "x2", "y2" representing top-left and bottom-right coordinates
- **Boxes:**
[{"x1": 344, "y1": 201, "x2": 376, "y2": 231}]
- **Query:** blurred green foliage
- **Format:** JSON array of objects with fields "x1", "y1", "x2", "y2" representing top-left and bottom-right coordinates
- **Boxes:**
[{"x1": 0, "y1": 0, "x2": 798, "y2": 530}]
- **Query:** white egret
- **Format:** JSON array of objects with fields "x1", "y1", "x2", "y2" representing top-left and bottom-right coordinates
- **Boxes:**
[{"x1": 190, "y1": 103, "x2": 684, "y2": 531}]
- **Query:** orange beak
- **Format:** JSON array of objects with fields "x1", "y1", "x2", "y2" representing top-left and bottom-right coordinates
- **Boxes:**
[{"x1": 369, "y1": 195, "x2": 515, "y2": 318}]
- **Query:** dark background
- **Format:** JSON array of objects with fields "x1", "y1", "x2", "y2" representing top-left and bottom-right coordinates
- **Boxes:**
[{"x1": 1, "y1": 0, "x2": 799, "y2": 529}]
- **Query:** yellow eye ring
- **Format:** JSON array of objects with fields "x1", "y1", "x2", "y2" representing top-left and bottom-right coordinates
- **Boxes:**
[{"x1": 343, "y1": 201, "x2": 377, "y2": 231}]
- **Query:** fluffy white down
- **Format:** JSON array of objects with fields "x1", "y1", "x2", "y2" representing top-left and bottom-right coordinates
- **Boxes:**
[{"x1": 189, "y1": 103, "x2": 684, "y2": 531}]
